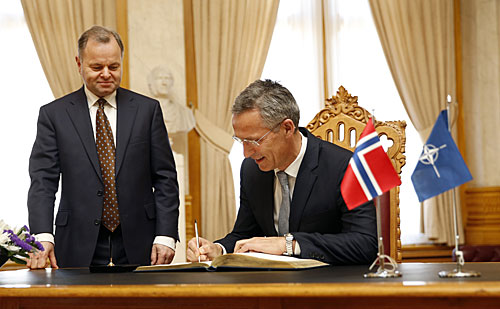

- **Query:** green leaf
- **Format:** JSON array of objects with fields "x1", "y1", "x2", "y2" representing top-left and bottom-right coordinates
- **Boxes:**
[{"x1": 9, "y1": 256, "x2": 27, "y2": 265}]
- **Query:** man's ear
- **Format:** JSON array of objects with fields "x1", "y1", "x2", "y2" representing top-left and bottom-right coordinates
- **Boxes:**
[
  {"x1": 75, "y1": 56, "x2": 82, "y2": 74},
  {"x1": 282, "y1": 119, "x2": 296, "y2": 136}
]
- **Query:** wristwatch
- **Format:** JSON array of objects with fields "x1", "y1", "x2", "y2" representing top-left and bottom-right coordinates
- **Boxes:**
[{"x1": 284, "y1": 233, "x2": 294, "y2": 256}]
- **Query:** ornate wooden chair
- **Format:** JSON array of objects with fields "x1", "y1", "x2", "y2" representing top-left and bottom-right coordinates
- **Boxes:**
[{"x1": 306, "y1": 86, "x2": 406, "y2": 262}]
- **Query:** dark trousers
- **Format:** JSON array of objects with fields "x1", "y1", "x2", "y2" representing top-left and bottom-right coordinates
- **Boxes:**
[{"x1": 91, "y1": 224, "x2": 129, "y2": 265}]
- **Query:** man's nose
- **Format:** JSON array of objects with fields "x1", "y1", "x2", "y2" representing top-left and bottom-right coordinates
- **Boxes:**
[
  {"x1": 242, "y1": 143, "x2": 255, "y2": 158},
  {"x1": 101, "y1": 67, "x2": 111, "y2": 78}
]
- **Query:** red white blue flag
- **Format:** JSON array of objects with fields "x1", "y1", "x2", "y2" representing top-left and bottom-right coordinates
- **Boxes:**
[{"x1": 341, "y1": 118, "x2": 401, "y2": 210}]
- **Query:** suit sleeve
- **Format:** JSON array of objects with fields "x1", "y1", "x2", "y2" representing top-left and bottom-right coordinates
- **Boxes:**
[
  {"x1": 150, "y1": 101, "x2": 180, "y2": 240},
  {"x1": 28, "y1": 106, "x2": 61, "y2": 234},
  {"x1": 294, "y1": 154, "x2": 378, "y2": 265}
]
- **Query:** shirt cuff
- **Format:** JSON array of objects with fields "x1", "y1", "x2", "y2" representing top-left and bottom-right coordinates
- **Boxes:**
[
  {"x1": 35, "y1": 233, "x2": 54, "y2": 244},
  {"x1": 215, "y1": 243, "x2": 227, "y2": 255},
  {"x1": 294, "y1": 240, "x2": 301, "y2": 255},
  {"x1": 153, "y1": 236, "x2": 176, "y2": 251}
]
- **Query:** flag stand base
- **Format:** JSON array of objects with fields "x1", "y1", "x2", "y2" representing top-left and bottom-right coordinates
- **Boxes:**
[
  {"x1": 364, "y1": 254, "x2": 402, "y2": 278},
  {"x1": 438, "y1": 269, "x2": 480, "y2": 278},
  {"x1": 438, "y1": 250, "x2": 480, "y2": 278},
  {"x1": 364, "y1": 268, "x2": 401, "y2": 278}
]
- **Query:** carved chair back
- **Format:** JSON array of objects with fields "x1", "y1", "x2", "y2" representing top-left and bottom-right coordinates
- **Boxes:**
[{"x1": 306, "y1": 86, "x2": 406, "y2": 262}]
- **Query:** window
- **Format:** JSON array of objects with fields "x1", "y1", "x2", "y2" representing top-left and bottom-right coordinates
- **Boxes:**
[
  {"x1": 229, "y1": 0, "x2": 424, "y2": 244},
  {"x1": 0, "y1": 2, "x2": 53, "y2": 226}
]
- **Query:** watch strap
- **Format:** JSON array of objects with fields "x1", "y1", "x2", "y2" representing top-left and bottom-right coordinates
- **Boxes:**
[{"x1": 284, "y1": 233, "x2": 293, "y2": 256}]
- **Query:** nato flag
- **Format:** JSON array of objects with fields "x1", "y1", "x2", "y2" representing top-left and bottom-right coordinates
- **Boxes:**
[{"x1": 411, "y1": 110, "x2": 472, "y2": 202}]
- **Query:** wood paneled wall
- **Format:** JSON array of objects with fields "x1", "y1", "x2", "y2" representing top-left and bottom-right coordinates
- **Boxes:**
[{"x1": 465, "y1": 187, "x2": 500, "y2": 245}]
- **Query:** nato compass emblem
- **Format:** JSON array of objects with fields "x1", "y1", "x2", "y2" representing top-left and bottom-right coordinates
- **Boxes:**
[{"x1": 418, "y1": 143, "x2": 447, "y2": 178}]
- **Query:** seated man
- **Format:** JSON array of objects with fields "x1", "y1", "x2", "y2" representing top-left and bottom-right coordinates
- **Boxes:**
[{"x1": 187, "y1": 80, "x2": 377, "y2": 265}]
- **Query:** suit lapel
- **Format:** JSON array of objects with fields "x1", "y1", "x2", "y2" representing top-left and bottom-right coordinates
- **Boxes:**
[
  {"x1": 115, "y1": 88, "x2": 138, "y2": 176},
  {"x1": 66, "y1": 87, "x2": 102, "y2": 182},
  {"x1": 289, "y1": 129, "x2": 319, "y2": 232}
]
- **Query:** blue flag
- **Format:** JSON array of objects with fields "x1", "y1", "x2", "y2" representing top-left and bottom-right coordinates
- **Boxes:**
[{"x1": 411, "y1": 110, "x2": 472, "y2": 202}]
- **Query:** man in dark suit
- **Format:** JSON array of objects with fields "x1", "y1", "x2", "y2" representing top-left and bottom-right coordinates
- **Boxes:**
[
  {"x1": 27, "y1": 26, "x2": 179, "y2": 268},
  {"x1": 187, "y1": 80, "x2": 376, "y2": 265}
]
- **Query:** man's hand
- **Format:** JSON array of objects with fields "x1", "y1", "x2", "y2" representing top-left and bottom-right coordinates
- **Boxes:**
[
  {"x1": 27, "y1": 241, "x2": 58, "y2": 269},
  {"x1": 186, "y1": 237, "x2": 222, "y2": 262},
  {"x1": 151, "y1": 244, "x2": 175, "y2": 265},
  {"x1": 234, "y1": 237, "x2": 286, "y2": 255}
]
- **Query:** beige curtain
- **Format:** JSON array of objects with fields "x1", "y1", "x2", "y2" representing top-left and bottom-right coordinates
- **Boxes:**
[
  {"x1": 192, "y1": 0, "x2": 279, "y2": 240},
  {"x1": 369, "y1": 0, "x2": 461, "y2": 245},
  {"x1": 21, "y1": 0, "x2": 116, "y2": 98}
]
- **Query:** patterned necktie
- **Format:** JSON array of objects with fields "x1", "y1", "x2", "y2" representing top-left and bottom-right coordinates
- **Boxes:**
[
  {"x1": 277, "y1": 171, "x2": 290, "y2": 235},
  {"x1": 96, "y1": 98, "x2": 120, "y2": 232}
]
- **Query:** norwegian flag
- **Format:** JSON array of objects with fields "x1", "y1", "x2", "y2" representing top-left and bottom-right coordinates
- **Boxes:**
[{"x1": 341, "y1": 118, "x2": 401, "y2": 210}]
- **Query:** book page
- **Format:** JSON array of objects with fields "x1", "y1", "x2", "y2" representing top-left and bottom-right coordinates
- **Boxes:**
[
  {"x1": 233, "y1": 252, "x2": 307, "y2": 262},
  {"x1": 211, "y1": 252, "x2": 329, "y2": 269}
]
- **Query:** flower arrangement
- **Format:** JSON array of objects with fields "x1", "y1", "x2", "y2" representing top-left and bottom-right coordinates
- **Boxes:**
[{"x1": 0, "y1": 219, "x2": 44, "y2": 265}]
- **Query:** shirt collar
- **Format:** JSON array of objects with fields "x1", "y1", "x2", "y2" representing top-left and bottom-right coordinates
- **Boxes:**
[
  {"x1": 84, "y1": 86, "x2": 117, "y2": 110},
  {"x1": 275, "y1": 131, "x2": 308, "y2": 178}
]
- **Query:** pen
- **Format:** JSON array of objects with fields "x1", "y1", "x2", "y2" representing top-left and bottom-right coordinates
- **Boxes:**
[{"x1": 195, "y1": 220, "x2": 200, "y2": 262}]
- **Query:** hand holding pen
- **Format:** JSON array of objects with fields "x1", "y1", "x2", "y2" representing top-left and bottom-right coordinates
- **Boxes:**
[
  {"x1": 186, "y1": 221, "x2": 224, "y2": 262},
  {"x1": 194, "y1": 220, "x2": 200, "y2": 262}
]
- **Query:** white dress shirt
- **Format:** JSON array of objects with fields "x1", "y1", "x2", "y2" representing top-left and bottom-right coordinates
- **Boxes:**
[{"x1": 36, "y1": 86, "x2": 176, "y2": 252}]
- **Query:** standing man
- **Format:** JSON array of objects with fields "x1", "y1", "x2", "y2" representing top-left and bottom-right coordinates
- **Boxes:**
[
  {"x1": 27, "y1": 26, "x2": 179, "y2": 268},
  {"x1": 187, "y1": 80, "x2": 377, "y2": 265}
]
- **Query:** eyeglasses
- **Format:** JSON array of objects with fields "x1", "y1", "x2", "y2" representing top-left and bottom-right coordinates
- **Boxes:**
[{"x1": 232, "y1": 122, "x2": 281, "y2": 147}]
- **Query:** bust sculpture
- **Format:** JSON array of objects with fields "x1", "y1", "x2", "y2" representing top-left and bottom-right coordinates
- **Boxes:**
[{"x1": 147, "y1": 66, "x2": 195, "y2": 134}]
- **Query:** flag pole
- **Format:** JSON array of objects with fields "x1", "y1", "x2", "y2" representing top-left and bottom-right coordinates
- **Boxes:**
[
  {"x1": 364, "y1": 114, "x2": 401, "y2": 278},
  {"x1": 438, "y1": 95, "x2": 480, "y2": 278},
  {"x1": 364, "y1": 196, "x2": 401, "y2": 278}
]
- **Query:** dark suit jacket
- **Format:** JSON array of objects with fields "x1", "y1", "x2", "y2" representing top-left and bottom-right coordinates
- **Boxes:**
[
  {"x1": 216, "y1": 128, "x2": 377, "y2": 265},
  {"x1": 28, "y1": 87, "x2": 179, "y2": 267}
]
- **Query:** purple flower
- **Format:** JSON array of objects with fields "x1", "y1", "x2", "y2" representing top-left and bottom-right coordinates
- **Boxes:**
[
  {"x1": 34, "y1": 241, "x2": 45, "y2": 251},
  {"x1": 9, "y1": 232, "x2": 33, "y2": 252},
  {"x1": 24, "y1": 234, "x2": 35, "y2": 243},
  {"x1": 1, "y1": 221, "x2": 41, "y2": 265}
]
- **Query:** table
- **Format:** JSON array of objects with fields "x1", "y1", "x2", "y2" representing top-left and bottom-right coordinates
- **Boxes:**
[{"x1": 1, "y1": 263, "x2": 499, "y2": 308}]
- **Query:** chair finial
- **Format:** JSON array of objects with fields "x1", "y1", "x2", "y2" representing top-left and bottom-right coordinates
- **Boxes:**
[{"x1": 325, "y1": 85, "x2": 359, "y2": 108}]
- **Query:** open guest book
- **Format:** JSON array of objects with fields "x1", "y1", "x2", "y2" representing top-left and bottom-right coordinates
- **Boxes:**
[{"x1": 134, "y1": 252, "x2": 329, "y2": 272}]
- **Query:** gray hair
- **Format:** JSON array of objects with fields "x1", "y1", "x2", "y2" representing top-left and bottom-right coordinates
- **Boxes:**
[
  {"x1": 78, "y1": 25, "x2": 124, "y2": 59},
  {"x1": 232, "y1": 79, "x2": 300, "y2": 129}
]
